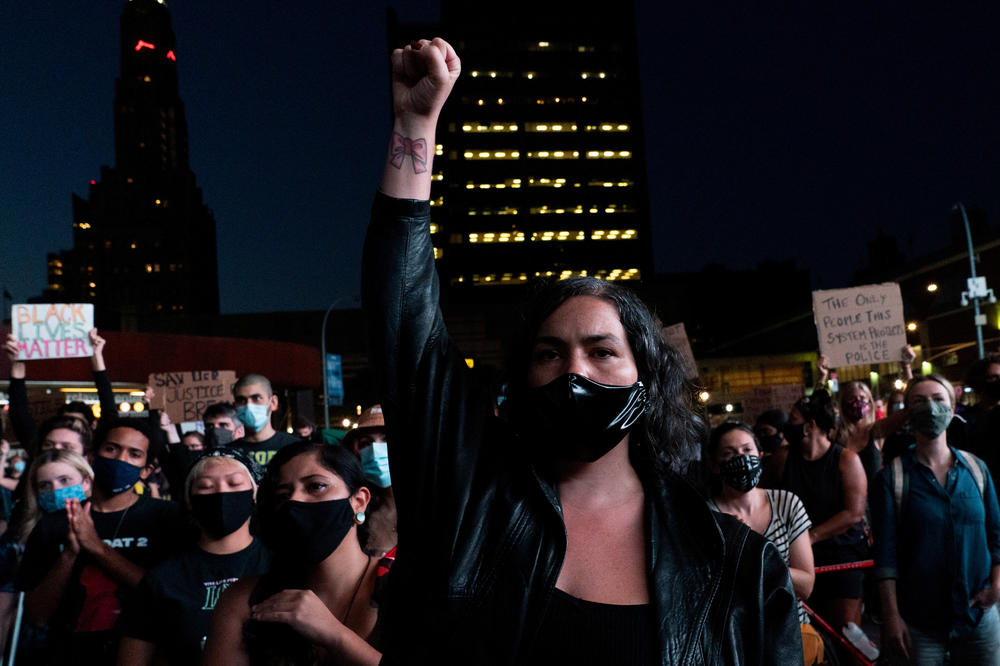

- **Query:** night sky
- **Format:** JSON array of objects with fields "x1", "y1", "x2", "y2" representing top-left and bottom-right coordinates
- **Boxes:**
[{"x1": 3, "y1": 2, "x2": 999, "y2": 315}]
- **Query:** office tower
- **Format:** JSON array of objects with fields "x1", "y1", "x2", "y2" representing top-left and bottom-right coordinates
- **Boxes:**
[
  {"x1": 42, "y1": 0, "x2": 219, "y2": 324},
  {"x1": 391, "y1": 1, "x2": 653, "y2": 301}
]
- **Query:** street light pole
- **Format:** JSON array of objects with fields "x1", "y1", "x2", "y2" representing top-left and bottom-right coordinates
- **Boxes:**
[{"x1": 956, "y1": 202, "x2": 996, "y2": 360}]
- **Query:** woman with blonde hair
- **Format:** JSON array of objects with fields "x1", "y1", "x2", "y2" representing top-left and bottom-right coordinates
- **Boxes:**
[
  {"x1": 871, "y1": 373, "x2": 1000, "y2": 663},
  {"x1": 19, "y1": 449, "x2": 94, "y2": 543}
]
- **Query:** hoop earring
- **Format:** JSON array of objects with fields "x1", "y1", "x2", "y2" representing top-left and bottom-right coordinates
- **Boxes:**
[{"x1": 355, "y1": 511, "x2": 366, "y2": 524}]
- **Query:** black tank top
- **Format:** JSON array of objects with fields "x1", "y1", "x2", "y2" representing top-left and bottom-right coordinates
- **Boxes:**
[
  {"x1": 529, "y1": 587, "x2": 656, "y2": 665},
  {"x1": 857, "y1": 431, "x2": 883, "y2": 485},
  {"x1": 782, "y1": 442, "x2": 863, "y2": 545}
]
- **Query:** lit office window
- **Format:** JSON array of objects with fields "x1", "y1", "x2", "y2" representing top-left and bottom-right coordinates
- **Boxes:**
[
  {"x1": 585, "y1": 150, "x2": 632, "y2": 159},
  {"x1": 524, "y1": 122, "x2": 577, "y2": 132},
  {"x1": 461, "y1": 122, "x2": 519, "y2": 132},
  {"x1": 527, "y1": 178, "x2": 569, "y2": 188},
  {"x1": 526, "y1": 150, "x2": 579, "y2": 159},
  {"x1": 466, "y1": 206, "x2": 519, "y2": 216},
  {"x1": 465, "y1": 178, "x2": 522, "y2": 190},
  {"x1": 429, "y1": 197, "x2": 444, "y2": 207},
  {"x1": 463, "y1": 150, "x2": 521, "y2": 160},
  {"x1": 590, "y1": 229, "x2": 638, "y2": 240},
  {"x1": 588, "y1": 179, "x2": 634, "y2": 188},
  {"x1": 467, "y1": 231, "x2": 526, "y2": 243},
  {"x1": 434, "y1": 247, "x2": 443, "y2": 259}
]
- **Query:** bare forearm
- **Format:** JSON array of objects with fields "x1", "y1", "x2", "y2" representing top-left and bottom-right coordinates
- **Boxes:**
[
  {"x1": 879, "y1": 579, "x2": 901, "y2": 619},
  {"x1": 322, "y1": 630, "x2": 381, "y2": 666},
  {"x1": 87, "y1": 542, "x2": 145, "y2": 588},
  {"x1": 810, "y1": 509, "x2": 863, "y2": 543},
  {"x1": 789, "y1": 567, "x2": 814, "y2": 601},
  {"x1": 380, "y1": 117, "x2": 437, "y2": 200}
]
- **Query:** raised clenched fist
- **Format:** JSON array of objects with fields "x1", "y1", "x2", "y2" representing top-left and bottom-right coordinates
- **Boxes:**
[{"x1": 390, "y1": 38, "x2": 460, "y2": 121}]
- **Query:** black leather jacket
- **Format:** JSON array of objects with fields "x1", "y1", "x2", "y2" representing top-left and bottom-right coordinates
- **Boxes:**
[{"x1": 363, "y1": 192, "x2": 802, "y2": 665}]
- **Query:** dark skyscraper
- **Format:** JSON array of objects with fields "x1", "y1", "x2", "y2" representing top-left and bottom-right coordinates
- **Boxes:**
[
  {"x1": 41, "y1": 0, "x2": 219, "y2": 326},
  {"x1": 391, "y1": 1, "x2": 652, "y2": 302}
]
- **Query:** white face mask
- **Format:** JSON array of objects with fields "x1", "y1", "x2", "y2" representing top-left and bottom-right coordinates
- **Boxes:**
[{"x1": 360, "y1": 441, "x2": 391, "y2": 488}]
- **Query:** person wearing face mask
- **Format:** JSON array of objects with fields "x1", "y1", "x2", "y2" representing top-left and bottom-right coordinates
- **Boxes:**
[
  {"x1": 765, "y1": 389, "x2": 867, "y2": 650},
  {"x1": 753, "y1": 409, "x2": 788, "y2": 457},
  {"x1": 870, "y1": 374, "x2": 1000, "y2": 664},
  {"x1": 344, "y1": 405, "x2": 397, "y2": 557},
  {"x1": 117, "y1": 448, "x2": 270, "y2": 665},
  {"x1": 961, "y1": 353, "x2": 1000, "y2": 480},
  {"x1": 707, "y1": 423, "x2": 821, "y2": 665},
  {"x1": 230, "y1": 375, "x2": 299, "y2": 468},
  {"x1": 15, "y1": 421, "x2": 187, "y2": 664},
  {"x1": 203, "y1": 441, "x2": 391, "y2": 666},
  {"x1": 360, "y1": 38, "x2": 800, "y2": 665},
  {"x1": 834, "y1": 378, "x2": 910, "y2": 486}
]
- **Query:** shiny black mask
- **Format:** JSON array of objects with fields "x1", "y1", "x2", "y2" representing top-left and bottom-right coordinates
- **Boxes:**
[
  {"x1": 189, "y1": 490, "x2": 254, "y2": 538},
  {"x1": 508, "y1": 373, "x2": 647, "y2": 462},
  {"x1": 264, "y1": 498, "x2": 355, "y2": 566}
]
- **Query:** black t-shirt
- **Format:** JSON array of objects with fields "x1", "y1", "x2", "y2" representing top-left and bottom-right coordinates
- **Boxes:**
[
  {"x1": 16, "y1": 494, "x2": 188, "y2": 635},
  {"x1": 119, "y1": 538, "x2": 271, "y2": 664},
  {"x1": 233, "y1": 430, "x2": 299, "y2": 467}
]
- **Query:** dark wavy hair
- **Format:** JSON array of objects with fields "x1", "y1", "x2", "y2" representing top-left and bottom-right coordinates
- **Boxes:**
[
  {"x1": 793, "y1": 389, "x2": 836, "y2": 433},
  {"x1": 504, "y1": 277, "x2": 704, "y2": 476}
]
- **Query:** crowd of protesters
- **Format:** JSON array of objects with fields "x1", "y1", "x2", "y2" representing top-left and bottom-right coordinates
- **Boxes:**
[{"x1": 0, "y1": 36, "x2": 997, "y2": 666}]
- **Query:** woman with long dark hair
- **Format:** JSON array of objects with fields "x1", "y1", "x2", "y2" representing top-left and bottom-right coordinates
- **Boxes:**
[{"x1": 362, "y1": 37, "x2": 800, "y2": 664}]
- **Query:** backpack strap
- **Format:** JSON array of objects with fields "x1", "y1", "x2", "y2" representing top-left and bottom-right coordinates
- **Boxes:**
[{"x1": 955, "y1": 449, "x2": 986, "y2": 499}]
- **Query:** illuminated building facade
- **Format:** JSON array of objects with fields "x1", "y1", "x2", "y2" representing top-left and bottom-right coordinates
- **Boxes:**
[
  {"x1": 391, "y1": 1, "x2": 652, "y2": 300},
  {"x1": 41, "y1": 0, "x2": 219, "y2": 325}
]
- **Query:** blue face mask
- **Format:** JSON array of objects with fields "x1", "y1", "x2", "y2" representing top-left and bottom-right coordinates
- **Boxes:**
[
  {"x1": 236, "y1": 404, "x2": 270, "y2": 433},
  {"x1": 39, "y1": 484, "x2": 88, "y2": 513},
  {"x1": 12, "y1": 461, "x2": 26, "y2": 473},
  {"x1": 92, "y1": 456, "x2": 144, "y2": 495},
  {"x1": 360, "y1": 441, "x2": 391, "y2": 488}
]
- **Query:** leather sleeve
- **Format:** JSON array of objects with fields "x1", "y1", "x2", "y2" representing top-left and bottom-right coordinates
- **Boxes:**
[
  {"x1": 757, "y1": 538, "x2": 803, "y2": 665},
  {"x1": 362, "y1": 191, "x2": 492, "y2": 569}
]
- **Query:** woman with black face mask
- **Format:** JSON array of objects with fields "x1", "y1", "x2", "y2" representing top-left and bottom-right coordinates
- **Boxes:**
[
  {"x1": 707, "y1": 423, "x2": 821, "y2": 664},
  {"x1": 117, "y1": 448, "x2": 269, "y2": 665},
  {"x1": 361, "y1": 37, "x2": 801, "y2": 665},
  {"x1": 203, "y1": 441, "x2": 388, "y2": 666}
]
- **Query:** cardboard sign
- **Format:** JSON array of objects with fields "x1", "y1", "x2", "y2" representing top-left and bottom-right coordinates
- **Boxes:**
[
  {"x1": 812, "y1": 283, "x2": 906, "y2": 368},
  {"x1": 662, "y1": 323, "x2": 698, "y2": 379},
  {"x1": 147, "y1": 370, "x2": 236, "y2": 424},
  {"x1": 742, "y1": 384, "x2": 805, "y2": 424},
  {"x1": 11, "y1": 303, "x2": 94, "y2": 360}
]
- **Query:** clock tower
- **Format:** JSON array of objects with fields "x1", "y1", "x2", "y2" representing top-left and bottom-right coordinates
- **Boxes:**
[{"x1": 41, "y1": 0, "x2": 220, "y2": 326}]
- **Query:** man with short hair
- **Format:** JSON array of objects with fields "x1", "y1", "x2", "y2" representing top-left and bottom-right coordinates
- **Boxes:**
[
  {"x1": 17, "y1": 421, "x2": 186, "y2": 663},
  {"x1": 230, "y1": 374, "x2": 297, "y2": 467},
  {"x1": 202, "y1": 402, "x2": 244, "y2": 448}
]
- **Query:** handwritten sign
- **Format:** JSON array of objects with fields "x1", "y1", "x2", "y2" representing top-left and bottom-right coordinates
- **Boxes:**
[
  {"x1": 742, "y1": 384, "x2": 805, "y2": 424},
  {"x1": 661, "y1": 323, "x2": 699, "y2": 379},
  {"x1": 11, "y1": 303, "x2": 94, "y2": 360},
  {"x1": 147, "y1": 370, "x2": 236, "y2": 424},
  {"x1": 812, "y1": 283, "x2": 906, "y2": 368}
]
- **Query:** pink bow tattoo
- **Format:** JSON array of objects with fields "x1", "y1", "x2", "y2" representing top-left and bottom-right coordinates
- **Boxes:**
[{"x1": 389, "y1": 133, "x2": 428, "y2": 174}]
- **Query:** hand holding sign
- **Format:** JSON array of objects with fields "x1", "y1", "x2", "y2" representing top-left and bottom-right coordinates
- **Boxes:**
[{"x1": 11, "y1": 304, "x2": 94, "y2": 360}]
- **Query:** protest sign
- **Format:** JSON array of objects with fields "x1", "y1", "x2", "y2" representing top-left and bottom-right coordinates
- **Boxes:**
[
  {"x1": 11, "y1": 303, "x2": 94, "y2": 360},
  {"x1": 812, "y1": 283, "x2": 906, "y2": 368},
  {"x1": 742, "y1": 384, "x2": 805, "y2": 424},
  {"x1": 147, "y1": 370, "x2": 236, "y2": 424},
  {"x1": 661, "y1": 323, "x2": 698, "y2": 379}
]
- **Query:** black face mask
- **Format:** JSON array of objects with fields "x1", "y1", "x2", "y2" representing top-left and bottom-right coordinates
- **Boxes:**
[
  {"x1": 982, "y1": 381, "x2": 1000, "y2": 401},
  {"x1": 757, "y1": 433, "x2": 783, "y2": 454},
  {"x1": 719, "y1": 454, "x2": 763, "y2": 493},
  {"x1": 783, "y1": 422, "x2": 805, "y2": 446},
  {"x1": 265, "y1": 498, "x2": 355, "y2": 566},
  {"x1": 204, "y1": 426, "x2": 234, "y2": 449},
  {"x1": 189, "y1": 490, "x2": 254, "y2": 538},
  {"x1": 507, "y1": 373, "x2": 647, "y2": 463}
]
